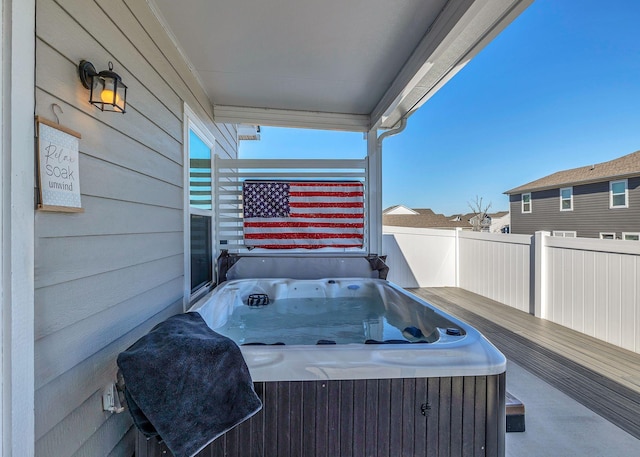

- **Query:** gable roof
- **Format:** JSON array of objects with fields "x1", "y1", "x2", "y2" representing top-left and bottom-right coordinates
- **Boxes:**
[
  {"x1": 383, "y1": 205, "x2": 420, "y2": 215},
  {"x1": 505, "y1": 150, "x2": 640, "y2": 194}
]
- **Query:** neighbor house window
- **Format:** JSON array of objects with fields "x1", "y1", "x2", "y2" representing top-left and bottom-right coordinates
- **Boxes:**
[
  {"x1": 560, "y1": 187, "x2": 573, "y2": 211},
  {"x1": 184, "y1": 105, "x2": 216, "y2": 301},
  {"x1": 610, "y1": 179, "x2": 628, "y2": 208},
  {"x1": 553, "y1": 231, "x2": 576, "y2": 238},
  {"x1": 623, "y1": 232, "x2": 640, "y2": 241},
  {"x1": 599, "y1": 232, "x2": 616, "y2": 240},
  {"x1": 521, "y1": 193, "x2": 531, "y2": 213}
]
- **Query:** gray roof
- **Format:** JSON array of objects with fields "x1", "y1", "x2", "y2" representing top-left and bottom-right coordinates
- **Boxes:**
[
  {"x1": 505, "y1": 150, "x2": 640, "y2": 194},
  {"x1": 383, "y1": 210, "x2": 468, "y2": 229},
  {"x1": 383, "y1": 208, "x2": 508, "y2": 229}
]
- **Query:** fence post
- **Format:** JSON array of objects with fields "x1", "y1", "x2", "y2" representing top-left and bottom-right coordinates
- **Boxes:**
[
  {"x1": 533, "y1": 231, "x2": 549, "y2": 318},
  {"x1": 455, "y1": 228, "x2": 462, "y2": 287}
]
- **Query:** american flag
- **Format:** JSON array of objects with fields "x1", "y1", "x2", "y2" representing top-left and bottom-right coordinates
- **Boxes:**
[{"x1": 242, "y1": 181, "x2": 364, "y2": 249}]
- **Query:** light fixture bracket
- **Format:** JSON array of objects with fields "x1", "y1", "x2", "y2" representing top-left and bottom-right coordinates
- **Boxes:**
[{"x1": 78, "y1": 60, "x2": 97, "y2": 90}]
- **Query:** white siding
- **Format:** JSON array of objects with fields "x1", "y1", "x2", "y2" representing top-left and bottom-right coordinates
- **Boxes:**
[{"x1": 34, "y1": 0, "x2": 238, "y2": 455}]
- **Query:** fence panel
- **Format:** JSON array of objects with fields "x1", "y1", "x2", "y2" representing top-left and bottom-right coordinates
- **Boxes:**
[
  {"x1": 545, "y1": 237, "x2": 640, "y2": 353},
  {"x1": 457, "y1": 232, "x2": 532, "y2": 313},
  {"x1": 382, "y1": 227, "x2": 456, "y2": 288}
]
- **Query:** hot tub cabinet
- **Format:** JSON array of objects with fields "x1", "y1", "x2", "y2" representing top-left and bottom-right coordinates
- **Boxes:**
[
  {"x1": 138, "y1": 374, "x2": 505, "y2": 457},
  {"x1": 137, "y1": 278, "x2": 506, "y2": 456}
]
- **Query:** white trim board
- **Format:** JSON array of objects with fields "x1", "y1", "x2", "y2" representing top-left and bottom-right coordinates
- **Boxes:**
[
  {"x1": 213, "y1": 105, "x2": 371, "y2": 132},
  {"x1": 183, "y1": 103, "x2": 218, "y2": 308},
  {"x1": 2, "y1": 1, "x2": 36, "y2": 456}
]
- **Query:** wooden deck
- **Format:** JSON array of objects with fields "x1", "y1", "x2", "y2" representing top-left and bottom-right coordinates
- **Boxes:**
[{"x1": 410, "y1": 287, "x2": 640, "y2": 440}]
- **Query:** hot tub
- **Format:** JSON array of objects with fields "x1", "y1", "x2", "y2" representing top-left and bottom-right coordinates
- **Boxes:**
[
  {"x1": 190, "y1": 278, "x2": 505, "y2": 383},
  {"x1": 137, "y1": 277, "x2": 505, "y2": 457}
]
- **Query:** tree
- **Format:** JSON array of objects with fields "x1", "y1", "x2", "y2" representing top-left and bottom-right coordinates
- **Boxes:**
[{"x1": 468, "y1": 196, "x2": 492, "y2": 232}]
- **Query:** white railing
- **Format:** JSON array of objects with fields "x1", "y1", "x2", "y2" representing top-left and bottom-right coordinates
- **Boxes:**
[{"x1": 383, "y1": 226, "x2": 640, "y2": 354}]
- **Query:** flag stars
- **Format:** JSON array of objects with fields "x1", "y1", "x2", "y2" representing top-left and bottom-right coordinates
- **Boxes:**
[{"x1": 243, "y1": 182, "x2": 291, "y2": 218}]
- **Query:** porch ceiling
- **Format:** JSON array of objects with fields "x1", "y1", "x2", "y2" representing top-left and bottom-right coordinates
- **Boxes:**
[{"x1": 150, "y1": 0, "x2": 533, "y2": 131}]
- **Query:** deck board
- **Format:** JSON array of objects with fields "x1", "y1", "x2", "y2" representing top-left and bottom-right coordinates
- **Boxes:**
[{"x1": 411, "y1": 287, "x2": 640, "y2": 439}]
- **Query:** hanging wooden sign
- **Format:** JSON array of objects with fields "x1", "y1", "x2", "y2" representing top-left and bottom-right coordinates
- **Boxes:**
[{"x1": 36, "y1": 116, "x2": 84, "y2": 212}]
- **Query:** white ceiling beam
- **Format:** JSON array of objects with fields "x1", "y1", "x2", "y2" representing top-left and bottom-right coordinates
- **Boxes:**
[
  {"x1": 372, "y1": 0, "x2": 534, "y2": 130},
  {"x1": 371, "y1": 0, "x2": 475, "y2": 129},
  {"x1": 214, "y1": 105, "x2": 371, "y2": 132}
]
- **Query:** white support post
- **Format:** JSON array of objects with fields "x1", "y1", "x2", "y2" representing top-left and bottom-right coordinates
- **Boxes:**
[
  {"x1": 369, "y1": 119, "x2": 407, "y2": 256},
  {"x1": 366, "y1": 129, "x2": 382, "y2": 255},
  {"x1": 1, "y1": 1, "x2": 36, "y2": 456},
  {"x1": 455, "y1": 228, "x2": 462, "y2": 287},
  {"x1": 533, "y1": 231, "x2": 550, "y2": 318}
]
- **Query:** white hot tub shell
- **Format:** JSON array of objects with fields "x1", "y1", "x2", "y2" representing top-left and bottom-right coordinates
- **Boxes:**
[{"x1": 189, "y1": 278, "x2": 506, "y2": 382}]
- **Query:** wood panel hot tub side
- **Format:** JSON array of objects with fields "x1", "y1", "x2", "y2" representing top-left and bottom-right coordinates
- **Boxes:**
[{"x1": 137, "y1": 373, "x2": 506, "y2": 457}]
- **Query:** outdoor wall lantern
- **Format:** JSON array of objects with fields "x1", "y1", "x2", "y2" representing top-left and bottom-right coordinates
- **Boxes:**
[{"x1": 78, "y1": 60, "x2": 127, "y2": 113}]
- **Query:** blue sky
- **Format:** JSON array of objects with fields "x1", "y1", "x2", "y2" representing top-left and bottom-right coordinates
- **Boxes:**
[{"x1": 239, "y1": 0, "x2": 640, "y2": 214}]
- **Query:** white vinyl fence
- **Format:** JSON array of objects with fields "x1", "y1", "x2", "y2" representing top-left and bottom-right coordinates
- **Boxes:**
[
  {"x1": 382, "y1": 227, "x2": 457, "y2": 288},
  {"x1": 383, "y1": 227, "x2": 640, "y2": 354},
  {"x1": 544, "y1": 236, "x2": 640, "y2": 353},
  {"x1": 458, "y1": 231, "x2": 532, "y2": 314}
]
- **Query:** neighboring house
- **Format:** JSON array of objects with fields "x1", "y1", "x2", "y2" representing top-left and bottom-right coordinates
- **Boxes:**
[
  {"x1": 383, "y1": 204, "x2": 421, "y2": 216},
  {"x1": 505, "y1": 150, "x2": 640, "y2": 239},
  {"x1": 383, "y1": 207, "x2": 471, "y2": 230},
  {"x1": 468, "y1": 211, "x2": 510, "y2": 233},
  {"x1": 383, "y1": 207, "x2": 510, "y2": 232}
]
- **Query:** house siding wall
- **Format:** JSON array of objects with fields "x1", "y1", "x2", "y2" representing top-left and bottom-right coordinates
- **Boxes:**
[
  {"x1": 509, "y1": 177, "x2": 640, "y2": 238},
  {"x1": 34, "y1": 1, "x2": 238, "y2": 456}
]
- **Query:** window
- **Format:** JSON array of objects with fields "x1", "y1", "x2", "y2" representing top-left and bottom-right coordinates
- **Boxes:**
[
  {"x1": 599, "y1": 232, "x2": 616, "y2": 240},
  {"x1": 184, "y1": 105, "x2": 216, "y2": 301},
  {"x1": 560, "y1": 187, "x2": 573, "y2": 211},
  {"x1": 521, "y1": 193, "x2": 531, "y2": 213},
  {"x1": 623, "y1": 232, "x2": 640, "y2": 241},
  {"x1": 553, "y1": 231, "x2": 577, "y2": 237},
  {"x1": 190, "y1": 214, "x2": 212, "y2": 291},
  {"x1": 610, "y1": 179, "x2": 628, "y2": 208}
]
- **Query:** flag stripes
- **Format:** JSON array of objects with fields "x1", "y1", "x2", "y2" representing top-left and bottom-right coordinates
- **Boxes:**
[{"x1": 243, "y1": 181, "x2": 365, "y2": 249}]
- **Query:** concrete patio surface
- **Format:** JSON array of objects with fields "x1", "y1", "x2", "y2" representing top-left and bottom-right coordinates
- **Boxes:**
[{"x1": 506, "y1": 361, "x2": 639, "y2": 456}]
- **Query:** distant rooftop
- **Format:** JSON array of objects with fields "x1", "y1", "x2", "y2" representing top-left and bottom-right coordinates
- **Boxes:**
[
  {"x1": 382, "y1": 206, "x2": 508, "y2": 230},
  {"x1": 505, "y1": 150, "x2": 640, "y2": 194}
]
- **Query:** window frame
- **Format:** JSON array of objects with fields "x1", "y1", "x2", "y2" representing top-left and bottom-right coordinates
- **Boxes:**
[
  {"x1": 183, "y1": 104, "x2": 217, "y2": 307},
  {"x1": 552, "y1": 230, "x2": 577, "y2": 238},
  {"x1": 521, "y1": 192, "x2": 532, "y2": 213},
  {"x1": 609, "y1": 179, "x2": 628, "y2": 209},
  {"x1": 599, "y1": 232, "x2": 616, "y2": 240},
  {"x1": 559, "y1": 187, "x2": 573, "y2": 211},
  {"x1": 622, "y1": 232, "x2": 640, "y2": 241}
]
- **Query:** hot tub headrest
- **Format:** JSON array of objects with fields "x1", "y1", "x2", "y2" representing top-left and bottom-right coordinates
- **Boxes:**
[{"x1": 217, "y1": 251, "x2": 388, "y2": 283}]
